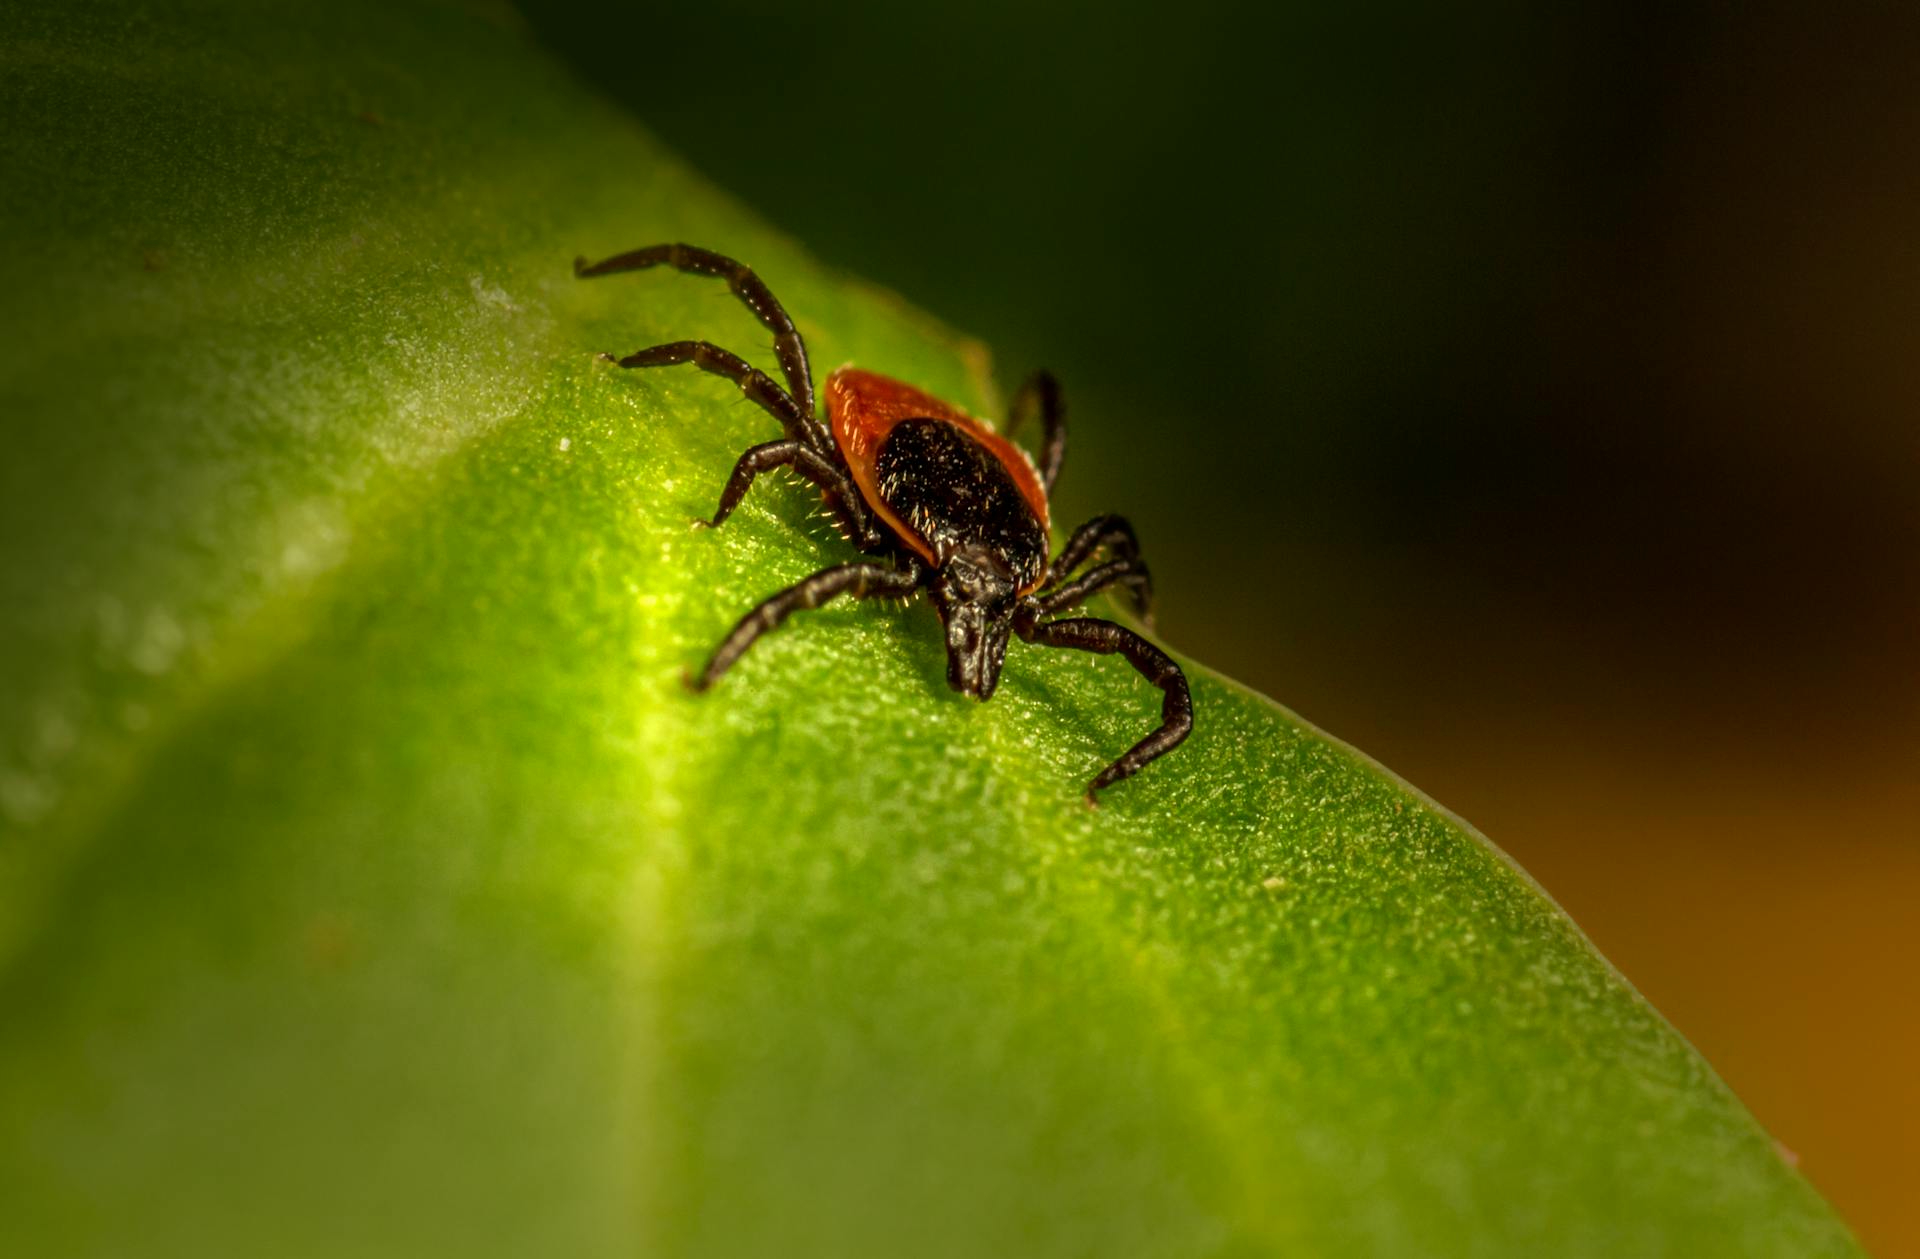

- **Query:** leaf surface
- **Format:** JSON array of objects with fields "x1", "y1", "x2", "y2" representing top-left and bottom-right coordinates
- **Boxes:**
[{"x1": 0, "y1": 3, "x2": 1858, "y2": 1255}]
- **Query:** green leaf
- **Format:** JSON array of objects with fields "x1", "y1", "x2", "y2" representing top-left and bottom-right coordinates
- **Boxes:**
[{"x1": 0, "y1": 2, "x2": 1858, "y2": 1256}]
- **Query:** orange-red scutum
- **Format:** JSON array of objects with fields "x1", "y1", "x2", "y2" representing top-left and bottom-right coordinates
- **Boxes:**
[{"x1": 825, "y1": 366, "x2": 1051, "y2": 591}]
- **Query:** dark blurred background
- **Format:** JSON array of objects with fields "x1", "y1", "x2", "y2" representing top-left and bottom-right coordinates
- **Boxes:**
[{"x1": 522, "y1": 1, "x2": 1919, "y2": 1249}]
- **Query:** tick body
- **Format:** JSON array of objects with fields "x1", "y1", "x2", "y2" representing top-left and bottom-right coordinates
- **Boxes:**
[{"x1": 576, "y1": 242, "x2": 1191, "y2": 801}]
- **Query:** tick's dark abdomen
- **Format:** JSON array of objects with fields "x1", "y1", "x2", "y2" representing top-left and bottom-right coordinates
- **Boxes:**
[{"x1": 875, "y1": 418, "x2": 1048, "y2": 589}]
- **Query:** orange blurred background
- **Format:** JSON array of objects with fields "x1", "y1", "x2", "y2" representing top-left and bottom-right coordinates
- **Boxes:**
[{"x1": 527, "y1": 1, "x2": 1919, "y2": 1249}]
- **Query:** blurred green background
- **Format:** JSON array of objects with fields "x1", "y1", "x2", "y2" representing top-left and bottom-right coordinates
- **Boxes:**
[{"x1": 521, "y1": 0, "x2": 1918, "y2": 1252}]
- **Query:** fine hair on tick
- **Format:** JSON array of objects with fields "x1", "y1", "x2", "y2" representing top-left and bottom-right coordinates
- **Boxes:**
[{"x1": 576, "y1": 242, "x2": 1192, "y2": 802}]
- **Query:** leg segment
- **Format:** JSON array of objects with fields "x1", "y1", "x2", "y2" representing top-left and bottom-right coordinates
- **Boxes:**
[
  {"x1": 1029, "y1": 556, "x2": 1154, "y2": 623},
  {"x1": 608, "y1": 340, "x2": 830, "y2": 452},
  {"x1": 576, "y1": 242, "x2": 816, "y2": 421},
  {"x1": 1045, "y1": 513, "x2": 1145, "y2": 590},
  {"x1": 1016, "y1": 616, "x2": 1191, "y2": 802},
  {"x1": 702, "y1": 440, "x2": 885, "y2": 550},
  {"x1": 1006, "y1": 369, "x2": 1067, "y2": 493},
  {"x1": 690, "y1": 558, "x2": 925, "y2": 691}
]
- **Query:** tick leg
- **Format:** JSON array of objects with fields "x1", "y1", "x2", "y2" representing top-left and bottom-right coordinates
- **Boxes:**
[
  {"x1": 1006, "y1": 369, "x2": 1067, "y2": 494},
  {"x1": 691, "y1": 558, "x2": 925, "y2": 691},
  {"x1": 1029, "y1": 556, "x2": 1154, "y2": 624},
  {"x1": 1016, "y1": 616, "x2": 1191, "y2": 803},
  {"x1": 1046, "y1": 513, "x2": 1144, "y2": 585},
  {"x1": 576, "y1": 243, "x2": 816, "y2": 422},
  {"x1": 704, "y1": 440, "x2": 886, "y2": 550},
  {"x1": 606, "y1": 340, "x2": 831, "y2": 452}
]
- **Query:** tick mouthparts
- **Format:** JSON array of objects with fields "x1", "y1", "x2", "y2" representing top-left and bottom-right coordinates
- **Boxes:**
[{"x1": 944, "y1": 617, "x2": 1010, "y2": 701}]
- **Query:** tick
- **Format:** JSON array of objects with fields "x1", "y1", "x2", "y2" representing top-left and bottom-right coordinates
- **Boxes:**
[{"x1": 575, "y1": 243, "x2": 1192, "y2": 801}]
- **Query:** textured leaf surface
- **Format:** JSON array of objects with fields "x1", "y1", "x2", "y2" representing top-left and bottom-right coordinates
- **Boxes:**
[{"x1": 0, "y1": 2, "x2": 1859, "y2": 1255}]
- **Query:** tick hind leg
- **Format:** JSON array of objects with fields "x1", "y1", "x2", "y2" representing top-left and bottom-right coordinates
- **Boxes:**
[
  {"x1": 702, "y1": 439, "x2": 888, "y2": 551},
  {"x1": 1007, "y1": 369, "x2": 1067, "y2": 493},
  {"x1": 600, "y1": 339, "x2": 831, "y2": 453},
  {"x1": 690, "y1": 558, "x2": 926, "y2": 691},
  {"x1": 1016, "y1": 615, "x2": 1191, "y2": 802},
  {"x1": 576, "y1": 242, "x2": 816, "y2": 420}
]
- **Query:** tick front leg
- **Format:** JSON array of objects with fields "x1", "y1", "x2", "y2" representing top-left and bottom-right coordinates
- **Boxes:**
[
  {"x1": 703, "y1": 440, "x2": 886, "y2": 551},
  {"x1": 1029, "y1": 556, "x2": 1154, "y2": 624},
  {"x1": 1006, "y1": 369, "x2": 1067, "y2": 494},
  {"x1": 690, "y1": 558, "x2": 925, "y2": 691},
  {"x1": 1043, "y1": 514, "x2": 1152, "y2": 621},
  {"x1": 1046, "y1": 514, "x2": 1143, "y2": 586},
  {"x1": 604, "y1": 339, "x2": 832, "y2": 452},
  {"x1": 1017, "y1": 615, "x2": 1191, "y2": 803}
]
